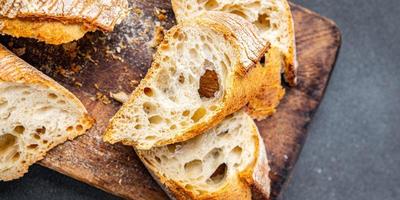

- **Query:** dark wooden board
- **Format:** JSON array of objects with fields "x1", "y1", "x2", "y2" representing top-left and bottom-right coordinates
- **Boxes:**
[{"x1": 0, "y1": 1, "x2": 341, "y2": 199}]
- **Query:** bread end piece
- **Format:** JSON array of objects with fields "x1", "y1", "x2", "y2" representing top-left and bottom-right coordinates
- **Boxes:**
[{"x1": 0, "y1": 44, "x2": 94, "y2": 181}]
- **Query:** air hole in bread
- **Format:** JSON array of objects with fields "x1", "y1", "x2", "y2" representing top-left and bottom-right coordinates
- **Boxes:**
[
  {"x1": 189, "y1": 49, "x2": 198, "y2": 59},
  {"x1": 148, "y1": 115, "x2": 163, "y2": 124},
  {"x1": 208, "y1": 163, "x2": 227, "y2": 184},
  {"x1": 33, "y1": 134, "x2": 41, "y2": 140},
  {"x1": 27, "y1": 144, "x2": 38, "y2": 150},
  {"x1": 208, "y1": 105, "x2": 217, "y2": 112},
  {"x1": 13, "y1": 125, "x2": 25, "y2": 134},
  {"x1": 182, "y1": 110, "x2": 190, "y2": 117},
  {"x1": 178, "y1": 74, "x2": 185, "y2": 84},
  {"x1": 43, "y1": 140, "x2": 48, "y2": 144},
  {"x1": 155, "y1": 156, "x2": 161, "y2": 163},
  {"x1": 48, "y1": 93, "x2": 58, "y2": 99},
  {"x1": 57, "y1": 100, "x2": 66, "y2": 105},
  {"x1": 66, "y1": 126, "x2": 73, "y2": 132},
  {"x1": 230, "y1": 10, "x2": 247, "y2": 19},
  {"x1": 22, "y1": 91, "x2": 30, "y2": 95},
  {"x1": 205, "y1": 0, "x2": 218, "y2": 9},
  {"x1": 145, "y1": 136, "x2": 156, "y2": 141},
  {"x1": 191, "y1": 107, "x2": 207, "y2": 122},
  {"x1": 0, "y1": 98, "x2": 8, "y2": 108},
  {"x1": 184, "y1": 159, "x2": 203, "y2": 177},
  {"x1": 134, "y1": 124, "x2": 143, "y2": 129},
  {"x1": 199, "y1": 69, "x2": 219, "y2": 98},
  {"x1": 167, "y1": 143, "x2": 179, "y2": 153},
  {"x1": 38, "y1": 106, "x2": 53, "y2": 112},
  {"x1": 76, "y1": 125, "x2": 83, "y2": 131},
  {"x1": 144, "y1": 87, "x2": 154, "y2": 97},
  {"x1": 207, "y1": 147, "x2": 222, "y2": 159},
  {"x1": 36, "y1": 127, "x2": 46, "y2": 135},
  {"x1": 177, "y1": 43, "x2": 183, "y2": 51},
  {"x1": 12, "y1": 152, "x2": 20, "y2": 161},
  {"x1": 170, "y1": 124, "x2": 177, "y2": 130},
  {"x1": 0, "y1": 134, "x2": 17, "y2": 153},
  {"x1": 256, "y1": 13, "x2": 271, "y2": 30},
  {"x1": 143, "y1": 102, "x2": 157, "y2": 114},
  {"x1": 217, "y1": 129, "x2": 229, "y2": 137},
  {"x1": 230, "y1": 146, "x2": 243, "y2": 160}
]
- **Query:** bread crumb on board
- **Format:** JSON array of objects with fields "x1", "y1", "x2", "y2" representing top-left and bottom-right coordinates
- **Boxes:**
[
  {"x1": 148, "y1": 25, "x2": 165, "y2": 48},
  {"x1": 154, "y1": 8, "x2": 168, "y2": 21},
  {"x1": 96, "y1": 92, "x2": 112, "y2": 105},
  {"x1": 110, "y1": 91, "x2": 129, "y2": 103}
]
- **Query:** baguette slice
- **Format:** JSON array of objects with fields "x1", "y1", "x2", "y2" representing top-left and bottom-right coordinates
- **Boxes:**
[
  {"x1": 137, "y1": 111, "x2": 270, "y2": 200},
  {"x1": 0, "y1": 44, "x2": 94, "y2": 181},
  {"x1": 0, "y1": 0, "x2": 129, "y2": 44},
  {"x1": 104, "y1": 12, "x2": 269, "y2": 150},
  {"x1": 172, "y1": 0, "x2": 298, "y2": 86}
]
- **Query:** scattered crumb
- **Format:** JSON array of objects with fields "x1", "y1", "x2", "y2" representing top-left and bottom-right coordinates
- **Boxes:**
[
  {"x1": 96, "y1": 92, "x2": 111, "y2": 105},
  {"x1": 130, "y1": 80, "x2": 139, "y2": 87},
  {"x1": 94, "y1": 83, "x2": 100, "y2": 90},
  {"x1": 148, "y1": 25, "x2": 165, "y2": 48},
  {"x1": 155, "y1": 8, "x2": 167, "y2": 21},
  {"x1": 110, "y1": 91, "x2": 129, "y2": 103},
  {"x1": 74, "y1": 82, "x2": 82, "y2": 88},
  {"x1": 70, "y1": 65, "x2": 82, "y2": 73}
]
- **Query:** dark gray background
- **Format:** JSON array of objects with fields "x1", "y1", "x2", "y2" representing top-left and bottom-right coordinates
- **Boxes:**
[{"x1": 1, "y1": 0, "x2": 399, "y2": 199}]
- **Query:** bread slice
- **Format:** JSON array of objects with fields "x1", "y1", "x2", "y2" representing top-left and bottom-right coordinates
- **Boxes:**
[
  {"x1": 172, "y1": 0, "x2": 298, "y2": 86},
  {"x1": 0, "y1": 45, "x2": 94, "y2": 181},
  {"x1": 0, "y1": 0, "x2": 129, "y2": 44},
  {"x1": 104, "y1": 12, "x2": 270, "y2": 150},
  {"x1": 137, "y1": 111, "x2": 270, "y2": 199}
]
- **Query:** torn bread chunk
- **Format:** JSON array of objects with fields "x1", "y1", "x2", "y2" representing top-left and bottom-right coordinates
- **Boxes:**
[
  {"x1": 172, "y1": 0, "x2": 298, "y2": 86},
  {"x1": 137, "y1": 111, "x2": 270, "y2": 200},
  {"x1": 0, "y1": 0, "x2": 129, "y2": 44},
  {"x1": 104, "y1": 12, "x2": 269, "y2": 150},
  {"x1": 246, "y1": 47, "x2": 285, "y2": 120},
  {"x1": 0, "y1": 44, "x2": 94, "y2": 181}
]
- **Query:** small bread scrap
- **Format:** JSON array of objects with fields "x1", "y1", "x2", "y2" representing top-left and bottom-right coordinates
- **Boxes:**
[
  {"x1": 0, "y1": 44, "x2": 94, "y2": 181},
  {"x1": 0, "y1": 0, "x2": 129, "y2": 45},
  {"x1": 104, "y1": 12, "x2": 270, "y2": 150},
  {"x1": 172, "y1": 0, "x2": 298, "y2": 86},
  {"x1": 137, "y1": 111, "x2": 270, "y2": 200}
]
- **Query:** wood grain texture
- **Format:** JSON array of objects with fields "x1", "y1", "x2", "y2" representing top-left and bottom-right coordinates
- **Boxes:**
[{"x1": 0, "y1": 1, "x2": 341, "y2": 199}]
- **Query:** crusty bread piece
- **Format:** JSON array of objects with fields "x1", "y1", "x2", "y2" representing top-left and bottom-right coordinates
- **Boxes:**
[
  {"x1": 0, "y1": 45, "x2": 94, "y2": 181},
  {"x1": 246, "y1": 47, "x2": 285, "y2": 120},
  {"x1": 104, "y1": 12, "x2": 270, "y2": 150},
  {"x1": 0, "y1": 0, "x2": 129, "y2": 44},
  {"x1": 137, "y1": 111, "x2": 270, "y2": 200},
  {"x1": 172, "y1": 0, "x2": 298, "y2": 86}
]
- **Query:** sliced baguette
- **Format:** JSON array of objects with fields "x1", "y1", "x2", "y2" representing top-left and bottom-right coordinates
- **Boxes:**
[
  {"x1": 104, "y1": 12, "x2": 270, "y2": 150},
  {"x1": 0, "y1": 45, "x2": 94, "y2": 181},
  {"x1": 0, "y1": 0, "x2": 129, "y2": 44},
  {"x1": 172, "y1": 0, "x2": 298, "y2": 86},
  {"x1": 137, "y1": 110, "x2": 270, "y2": 200}
]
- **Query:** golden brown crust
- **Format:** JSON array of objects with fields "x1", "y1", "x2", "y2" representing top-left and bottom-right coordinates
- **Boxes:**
[
  {"x1": 0, "y1": 0, "x2": 129, "y2": 31},
  {"x1": 0, "y1": 18, "x2": 93, "y2": 45},
  {"x1": 282, "y1": 0, "x2": 298, "y2": 86},
  {"x1": 246, "y1": 48, "x2": 286, "y2": 120},
  {"x1": 0, "y1": 44, "x2": 94, "y2": 181}
]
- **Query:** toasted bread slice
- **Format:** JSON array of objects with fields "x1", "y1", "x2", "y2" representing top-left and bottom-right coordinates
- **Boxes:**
[
  {"x1": 137, "y1": 111, "x2": 270, "y2": 200},
  {"x1": 172, "y1": 0, "x2": 298, "y2": 86},
  {"x1": 0, "y1": 0, "x2": 129, "y2": 44},
  {"x1": 104, "y1": 12, "x2": 269, "y2": 149},
  {"x1": 0, "y1": 45, "x2": 94, "y2": 181}
]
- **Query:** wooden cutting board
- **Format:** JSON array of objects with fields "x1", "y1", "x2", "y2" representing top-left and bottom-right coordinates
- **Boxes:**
[{"x1": 0, "y1": 1, "x2": 341, "y2": 199}]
